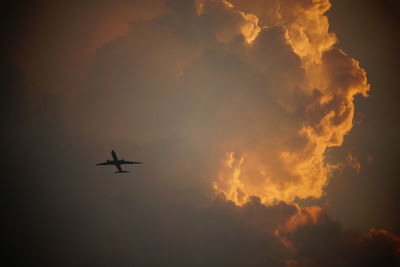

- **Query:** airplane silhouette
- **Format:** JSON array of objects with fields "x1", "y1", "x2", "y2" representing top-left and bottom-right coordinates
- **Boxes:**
[{"x1": 97, "y1": 150, "x2": 142, "y2": 173}]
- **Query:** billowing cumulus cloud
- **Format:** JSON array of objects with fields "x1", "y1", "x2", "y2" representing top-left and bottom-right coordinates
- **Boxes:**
[
  {"x1": 5, "y1": 0, "x2": 399, "y2": 266},
  {"x1": 69, "y1": 0, "x2": 369, "y2": 205}
]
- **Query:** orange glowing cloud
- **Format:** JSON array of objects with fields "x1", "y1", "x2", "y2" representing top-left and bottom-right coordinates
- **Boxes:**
[
  {"x1": 282, "y1": 205, "x2": 324, "y2": 233},
  {"x1": 273, "y1": 205, "x2": 324, "y2": 252},
  {"x1": 212, "y1": 0, "x2": 369, "y2": 205},
  {"x1": 34, "y1": 0, "x2": 369, "y2": 207}
]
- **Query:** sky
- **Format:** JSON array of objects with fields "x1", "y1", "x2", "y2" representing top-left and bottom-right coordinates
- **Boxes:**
[{"x1": 2, "y1": 0, "x2": 400, "y2": 266}]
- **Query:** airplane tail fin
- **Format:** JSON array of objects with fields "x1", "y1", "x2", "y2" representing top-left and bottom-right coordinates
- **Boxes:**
[{"x1": 115, "y1": 170, "x2": 130, "y2": 173}]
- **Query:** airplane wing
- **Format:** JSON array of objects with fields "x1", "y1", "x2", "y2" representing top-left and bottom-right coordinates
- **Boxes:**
[
  {"x1": 96, "y1": 161, "x2": 115, "y2": 166},
  {"x1": 118, "y1": 160, "x2": 142, "y2": 165}
]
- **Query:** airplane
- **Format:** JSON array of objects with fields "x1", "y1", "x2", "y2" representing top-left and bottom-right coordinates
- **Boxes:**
[{"x1": 96, "y1": 150, "x2": 142, "y2": 173}]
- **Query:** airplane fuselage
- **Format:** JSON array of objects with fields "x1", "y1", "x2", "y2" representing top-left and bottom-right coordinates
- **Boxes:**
[{"x1": 97, "y1": 150, "x2": 142, "y2": 173}]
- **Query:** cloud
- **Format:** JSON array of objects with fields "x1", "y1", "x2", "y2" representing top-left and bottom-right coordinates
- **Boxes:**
[
  {"x1": 66, "y1": 0, "x2": 370, "y2": 207},
  {"x1": 6, "y1": 0, "x2": 398, "y2": 266},
  {"x1": 18, "y1": 0, "x2": 166, "y2": 97},
  {"x1": 346, "y1": 152, "x2": 361, "y2": 174},
  {"x1": 352, "y1": 228, "x2": 400, "y2": 266},
  {"x1": 278, "y1": 207, "x2": 400, "y2": 266}
]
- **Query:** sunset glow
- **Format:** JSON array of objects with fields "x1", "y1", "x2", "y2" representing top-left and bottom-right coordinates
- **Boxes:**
[
  {"x1": 5, "y1": 0, "x2": 399, "y2": 265},
  {"x1": 212, "y1": 0, "x2": 369, "y2": 206}
]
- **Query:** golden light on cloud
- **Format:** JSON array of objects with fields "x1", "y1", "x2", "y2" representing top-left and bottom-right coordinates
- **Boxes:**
[
  {"x1": 51, "y1": 0, "x2": 370, "y2": 208},
  {"x1": 9, "y1": 0, "x2": 400, "y2": 265},
  {"x1": 274, "y1": 205, "x2": 323, "y2": 253},
  {"x1": 240, "y1": 12, "x2": 261, "y2": 43},
  {"x1": 213, "y1": 152, "x2": 248, "y2": 205},
  {"x1": 195, "y1": 0, "x2": 261, "y2": 43},
  {"x1": 283, "y1": 205, "x2": 323, "y2": 232},
  {"x1": 212, "y1": 0, "x2": 370, "y2": 206}
]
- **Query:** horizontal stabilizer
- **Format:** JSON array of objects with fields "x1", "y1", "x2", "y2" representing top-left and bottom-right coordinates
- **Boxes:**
[{"x1": 115, "y1": 170, "x2": 130, "y2": 173}]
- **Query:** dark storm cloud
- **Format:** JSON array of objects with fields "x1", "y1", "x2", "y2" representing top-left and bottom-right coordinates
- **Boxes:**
[{"x1": 280, "y1": 208, "x2": 400, "y2": 266}]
